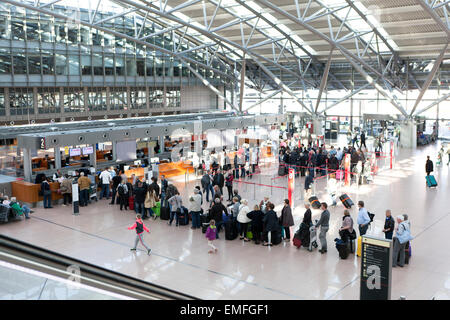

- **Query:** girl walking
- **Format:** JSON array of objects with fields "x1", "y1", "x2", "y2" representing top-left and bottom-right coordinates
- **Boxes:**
[
  {"x1": 205, "y1": 219, "x2": 218, "y2": 254},
  {"x1": 128, "y1": 214, "x2": 152, "y2": 255}
]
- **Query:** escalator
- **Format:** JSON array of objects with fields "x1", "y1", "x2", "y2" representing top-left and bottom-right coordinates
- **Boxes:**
[{"x1": 0, "y1": 235, "x2": 197, "y2": 300}]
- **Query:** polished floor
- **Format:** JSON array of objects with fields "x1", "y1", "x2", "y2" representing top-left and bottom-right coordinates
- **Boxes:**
[{"x1": 1, "y1": 141, "x2": 449, "y2": 300}]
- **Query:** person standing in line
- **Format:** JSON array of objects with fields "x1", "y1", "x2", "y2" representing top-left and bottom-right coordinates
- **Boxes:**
[
  {"x1": 233, "y1": 152, "x2": 239, "y2": 179},
  {"x1": 205, "y1": 219, "x2": 218, "y2": 254},
  {"x1": 99, "y1": 168, "x2": 112, "y2": 200},
  {"x1": 133, "y1": 181, "x2": 146, "y2": 215},
  {"x1": 118, "y1": 179, "x2": 129, "y2": 211},
  {"x1": 225, "y1": 169, "x2": 234, "y2": 202},
  {"x1": 215, "y1": 169, "x2": 225, "y2": 195},
  {"x1": 280, "y1": 199, "x2": 294, "y2": 242},
  {"x1": 233, "y1": 190, "x2": 241, "y2": 204},
  {"x1": 246, "y1": 204, "x2": 264, "y2": 245},
  {"x1": 144, "y1": 185, "x2": 157, "y2": 220},
  {"x1": 209, "y1": 198, "x2": 228, "y2": 239},
  {"x1": 189, "y1": 188, "x2": 202, "y2": 230},
  {"x1": 60, "y1": 174, "x2": 72, "y2": 206},
  {"x1": 392, "y1": 215, "x2": 413, "y2": 268},
  {"x1": 360, "y1": 131, "x2": 367, "y2": 150},
  {"x1": 201, "y1": 171, "x2": 213, "y2": 203},
  {"x1": 338, "y1": 209, "x2": 354, "y2": 243},
  {"x1": 315, "y1": 202, "x2": 330, "y2": 254},
  {"x1": 110, "y1": 171, "x2": 122, "y2": 205},
  {"x1": 382, "y1": 209, "x2": 395, "y2": 240},
  {"x1": 77, "y1": 173, "x2": 91, "y2": 207},
  {"x1": 41, "y1": 178, "x2": 53, "y2": 209},
  {"x1": 262, "y1": 202, "x2": 278, "y2": 247},
  {"x1": 237, "y1": 199, "x2": 251, "y2": 242},
  {"x1": 425, "y1": 156, "x2": 433, "y2": 176},
  {"x1": 167, "y1": 191, "x2": 183, "y2": 227},
  {"x1": 159, "y1": 175, "x2": 168, "y2": 206},
  {"x1": 260, "y1": 196, "x2": 270, "y2": 214},
  {"x1": 128, "y1": 214, "x2": 151, "y2": 255},
  {"x1": 357, "y1": 200, "x2": 371, "y2": 236}
]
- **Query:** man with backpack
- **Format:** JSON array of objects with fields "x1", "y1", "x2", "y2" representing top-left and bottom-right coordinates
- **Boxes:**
[{"x1": 117, "y1": 180, "x2": 129, "y2": 211}]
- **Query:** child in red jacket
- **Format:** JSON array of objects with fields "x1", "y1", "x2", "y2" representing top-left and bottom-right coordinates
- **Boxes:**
[{"x1": 128, "y1": 214, "x2": 151, "y2": 255}]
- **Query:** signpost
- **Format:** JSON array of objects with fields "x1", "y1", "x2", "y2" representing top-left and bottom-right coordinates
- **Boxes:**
[
  {"x1": 360, "y1": 235, "x2": 393, "y2": 300},
  {"x1": 288, "y1": 168, "x2": 295, "y2": 208},
  {"x1": 72, "y1": 180, "x2": 79, "y2": 216}
]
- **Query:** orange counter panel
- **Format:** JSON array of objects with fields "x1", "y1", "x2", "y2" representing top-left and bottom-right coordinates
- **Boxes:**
[{"x1": 11, "y1": 180, "x2": 63, "y2": 204}]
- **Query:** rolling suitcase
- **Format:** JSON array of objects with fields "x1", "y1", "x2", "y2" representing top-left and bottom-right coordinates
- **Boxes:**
[
  {"x1": 278, "y1": 164, "x2": 286, "y2": 176},
  {"x1": 160, "y1": 206, "x2": 170, "y2": 220},
  {"x1": 308, "y1": 196, "x2": 321, "y2": 209},
  {"x1": 293, "y1": 231, "x2": 302, "y2": 248},
  {"x1": 177, "y1": 207, "x2": 189, "y2": 226},
  {"x1": 128, "y1": 196, "x2": 135, "y2": 210},
  {"x1": 271, "y1": 229, "x2": 282, "y2": 245},
  {"x1": 225, "y1": 220, "x2": 238, "y2": 240},
  {"x1": 426, "y1": 175, "x2": 437, "y2": 188},
  {"x1": 335, "y1": 169, "x2": 344, "y2": 180},
  {"x1": 335, "y1": 239, "x2": 350, "y2": 259},
  {"x1": 339, "y1": 194, "x2": 354, "y2": 208}
]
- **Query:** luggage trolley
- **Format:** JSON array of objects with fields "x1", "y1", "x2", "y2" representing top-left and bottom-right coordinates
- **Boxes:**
[{"x1": 307, "y1": 219, "x2": 319, "y2": 252}]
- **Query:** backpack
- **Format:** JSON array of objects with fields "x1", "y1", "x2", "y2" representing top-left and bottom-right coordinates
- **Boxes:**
[{"x1": 118, "y1": 185, "x2": 125, "y2": 195}]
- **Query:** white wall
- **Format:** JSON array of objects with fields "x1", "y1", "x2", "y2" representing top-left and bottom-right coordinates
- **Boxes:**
[{"x1": 180, "y1": 86, "x2": 218, "y2": 111}]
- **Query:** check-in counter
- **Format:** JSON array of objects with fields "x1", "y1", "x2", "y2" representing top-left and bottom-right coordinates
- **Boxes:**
[{"x1": 11, "y1": 180, "x2": 63, "y2": 205}]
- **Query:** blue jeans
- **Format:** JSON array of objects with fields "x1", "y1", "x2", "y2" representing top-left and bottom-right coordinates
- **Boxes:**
[
  {"x1": 205, "y1": 185, "x2": 214, "y2": 202},
  {"x1": 191, "y1": 211, "x2": 201, "y2": 228},
  {"x1": 22, "y1": 205, "x2": 31, "y2": 218},
  {"x1": 80, "y1": 189, "x2": 89, "y2": 206},
  {"x1": 169, "y1": 211, "x2": 179, "y2": 225},
  {"x1": 144, "y1": 207, "x2": 154, "y2": 217},
  {"x1": 43, "y1": 194, "x2": 52, "y2": 208},
  {"x1": 100, "y1": 184, "x2": 110, "y2": 199},
  {"x1": 135, "y1": 202, "x2": 144, "y2": 214},
  {"x1": 385, "y1": 231, "x2": 393, "y2": 240}
]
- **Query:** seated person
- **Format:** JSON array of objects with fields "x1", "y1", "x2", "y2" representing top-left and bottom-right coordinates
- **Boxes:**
[
  {"x1": 2, "y1": 195, "x2": 11, "y2": 206},
  {"x1": 9, "y1": 197, "x2": 33, "y2": 219}
]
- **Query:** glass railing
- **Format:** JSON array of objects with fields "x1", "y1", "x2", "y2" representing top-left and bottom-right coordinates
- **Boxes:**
[{"x1": 0, "y1": 235, "x2": 197, "y2": 300}]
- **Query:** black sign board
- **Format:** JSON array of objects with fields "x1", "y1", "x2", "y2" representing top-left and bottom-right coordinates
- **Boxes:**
[{"x1": 360, "y1": 236, "x2": 393, "y2": 300}]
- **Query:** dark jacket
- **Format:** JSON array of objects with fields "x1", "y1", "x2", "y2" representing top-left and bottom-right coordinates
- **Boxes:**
[
  {"x1": 150, "y1": 182, "x2": 160, "y2": 197},
  {"x1": 201, "y1": 174, "x2": 211, "y2": 189},
  {"x1": 281, "y1": 205, "x2": 294, "y2": 227},
  {"x1": 384, "y1": 216, "x2": 395, "y2": 233},
  {"x1": 134, "y1": 186, "x2": 146, "y2": 203},
  {"x1": 426, "y1": 159, "x2": 433, "y2": 173},
  {"x1": 263, "y1": 209, "x2": 279, "y2": 232},
  {"x1": 316, "y1": 209, "x2": 330, "y2": 228},
  {"x1": 247, "y1": 210, "x2": 264, "y2": 233},
  {"x1": 214, "y1": 173, "x2": 224, "y2": 188},
  {"x1": 302, "y1": 208, "x2": 312, "y2": 226},
  {"x1": 112, "y1": 175, "x2": 122, "y2": 189},
  {"x1": 160, "y1": 179, "x2": 168, "y2": 194},
  {"x1": 210, "y1": 202, "x2": 227, "y2": 223}
]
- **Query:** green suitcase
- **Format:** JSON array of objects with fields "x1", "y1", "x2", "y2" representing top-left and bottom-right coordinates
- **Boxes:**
[{"x1": 153, "y1": 201, "x2": 161, "y2": 217}]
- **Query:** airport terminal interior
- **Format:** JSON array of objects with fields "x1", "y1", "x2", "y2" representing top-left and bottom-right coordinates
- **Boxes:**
[{"x1": 0, "y1": 0, "x2": 449, "y2": 301}]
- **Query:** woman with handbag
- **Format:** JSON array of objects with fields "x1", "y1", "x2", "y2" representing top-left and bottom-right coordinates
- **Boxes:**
[
  {"x1": 144, "y1": 185, "x2": 157, "y2": 220},
  {"x1": 225, "y1": 169, "x2": 234, "y2": 202},
  {"x1": 338, "y1": 209, "x2": 355, "y2": 243},
  {"x1": 392, "y1": 215, "x2": 413, "y2": 268}
]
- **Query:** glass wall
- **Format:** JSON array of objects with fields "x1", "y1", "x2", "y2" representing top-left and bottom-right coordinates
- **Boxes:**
[{"x1": 37, "y1": 88, "x2": 60, "y2": 114}]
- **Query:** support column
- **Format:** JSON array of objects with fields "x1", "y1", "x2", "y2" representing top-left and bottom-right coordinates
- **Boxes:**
[
  {"x1": 159, "y1": 136, "x2": 165, "y2": 154},
  {"x1": 194, "y1": 120, "x2": 203, "y2": 156},
  {"x1": 112, "y1": 141, "x2": 117, "y2": 161},
  {"x1": 399, "y1": 121, "x2": 417, "y2": 149},
  {"x1": 89, "y1": 144, "x2": 96, "y2": 168},
  {"x1": 23, "y1": 148, "x2": 32, "y2": 182},
  {"x1": 54, "y1": 146, "x2": 61, "y2": 169}
]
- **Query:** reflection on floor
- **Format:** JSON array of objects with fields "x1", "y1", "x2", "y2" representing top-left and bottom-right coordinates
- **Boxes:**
[{"x1": 1, "y1": 142, "x2": 449, "y2": 300}]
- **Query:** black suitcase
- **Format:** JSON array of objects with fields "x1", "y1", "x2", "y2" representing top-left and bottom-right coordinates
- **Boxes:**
[
  {"x1": 308, "y1": 196, "x2": 321, "y2": 209},
  {"x1": 339, "y1": 194, "x2": 354, "y2": 208},
  {"x1": 271, "y1": 229, "x2": 282, "y2": 245},
  {"x1": 160, "y1": 206, "x2": 170, "y2": 220},
  {"x1": 225, "y1": 220, "x2": 238, "y2": 240},
  {"x1": 202, "y1": 223, "x2": 210, "y2": 234},
  {"x1": 177, "y1": 207, "x2": 189, "y2": 226},
  {"x1": 336, "y1": 242, "x2": 350, "y2": 259}
]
